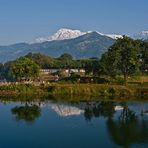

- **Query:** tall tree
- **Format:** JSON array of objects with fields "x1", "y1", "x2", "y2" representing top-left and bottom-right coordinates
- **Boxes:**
[
  {"x1": 0, "y1": 63, "x2": 4, "y2": 79},
  {"x1": 140, "y1": 41, "x2": 148, "y2": 74},
  {"x1": 58, "y1": 53, "x2": 73, "y2": 61},
  {"x1": 25, "y1": 52, "x2": 54, "y2": 69},
  {"x1": 100, "y1": 36, "x2": 141, "y2": 81},
  {"x1": 56, "y1": 53, "x2": 73, "y2": 68},
  {"x1": 10, "y1": 57, "x2": 40, "y2": 81}
]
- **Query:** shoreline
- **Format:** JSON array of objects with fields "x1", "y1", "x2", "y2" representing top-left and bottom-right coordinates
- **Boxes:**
[{"x1": 0, "y1": 83, "x2": 147, "y2": 100}]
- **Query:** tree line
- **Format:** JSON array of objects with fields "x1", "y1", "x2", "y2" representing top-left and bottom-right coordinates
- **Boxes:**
[{"x1": 0, "y1": 36, "x2": 147, "y2": 82}]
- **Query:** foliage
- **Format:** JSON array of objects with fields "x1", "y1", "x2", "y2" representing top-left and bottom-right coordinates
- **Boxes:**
[
  {"x1": 100, "y1": 36, "x2": 141, "y2": 81},
  {"x1": 57, "y1": 53, "x2": 73, "y2": 61},
  {"x1": 2, "y1": 61, "x2": 14, "y2": 80},
  {"x1": 0, "y1": 63, "x2": 4, "y2": 79},
  {"x1": 11, "y1": 105, "x2": 41, "y2": 122},
  {"x1": 25, "y1": 52, "x2": 54, "y2": 69},
  {"x1": 0, "y1": 84, "x2": 35, "y2": 93},
  {"x1": 140, "y1": 41, "x2": 148, "y2": 74},
  {"x1": 25, "y1": 53, "x2": 100, "y2": 74},
  {"x1": 0, "y1": 37, "x2": 147, "y2": 84},
  {"x1": 10, "y1": 57, "x2": 40, "y2": 81},
  {"x1": 47, "y1": 84, "x2": 133, "y2": 99}
]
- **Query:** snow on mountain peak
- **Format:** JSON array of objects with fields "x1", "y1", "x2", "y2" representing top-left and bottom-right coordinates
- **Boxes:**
[
  {"x1": 105, "y1": 34, "x2": 123, "y2": 40},
  {"x1": 141, "y1": 31, "x2": 148, "y2": 34},
  {"x1": 48, "y1": 28, "x2": 87, "y2": 40},
  {"x1": 96, "y1": 31, "x2": 123, "y2": 39},
  {"x1": 34, "y1": 28, "x2": 87, "y2": 43},
  {"x1": 33, "y1": 28, "x2": 123, "y2": 43},
  {"x1": 133, "y1": 30, "x2": 148, "y2": 40}
]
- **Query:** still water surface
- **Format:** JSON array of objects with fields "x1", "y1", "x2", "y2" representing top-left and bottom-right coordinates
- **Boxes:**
[{"x1": 0, "y1": 99, "x2": 147, "y2": 148}]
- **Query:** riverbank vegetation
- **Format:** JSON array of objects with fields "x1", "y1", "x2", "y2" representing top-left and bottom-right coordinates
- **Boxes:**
[{"x1": 0, "y1": 83, "x2": 147, "y2": 100}]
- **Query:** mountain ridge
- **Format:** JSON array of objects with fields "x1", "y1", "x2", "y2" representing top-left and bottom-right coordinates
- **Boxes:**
[
  {"x1": 0, "y1": 32, "x2": 115, "y2": 63},
  {"x1": 133, "y1": 31, "x2": 148, "y2": 40},
  {"x1": 0, "y1": 28, "x2": 147, "y2": 63},
  {"x1": 33, "y1": 28, "x2": 123, "y2": 43}
]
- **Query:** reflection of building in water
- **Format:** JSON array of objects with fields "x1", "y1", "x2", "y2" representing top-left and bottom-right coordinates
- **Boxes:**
[{"x1": 50, "y1": 104, "x2": 84, "y2": 117}]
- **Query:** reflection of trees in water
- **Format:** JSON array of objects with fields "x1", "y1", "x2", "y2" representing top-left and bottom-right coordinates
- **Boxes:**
[
  {"x1": 83, "y1": 101, "x2": 148, "y2": 147},
  {"x1": 107, "y1": 104, "x2": 148, "y2": 147},
  {"x1": 84, "y1": 101, "x2": 115, "y2": 121},
  {"x1": 11, "y1": 104, "x2": 41, "y2": 123},
  {"x1": 119, "y1": 104, "x2": 137, "y2": 122}
]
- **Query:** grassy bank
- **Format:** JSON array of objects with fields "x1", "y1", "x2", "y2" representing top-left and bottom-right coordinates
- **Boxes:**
[
  {"x1": 0, "y1": 84, "x2": 45, "y2": 98},
  {"x1": 47, "y1": 83, "x2": 148, "y2": 100},
  {"x1": 0, "y1": 83, "x2": 147, "y2": 100}
]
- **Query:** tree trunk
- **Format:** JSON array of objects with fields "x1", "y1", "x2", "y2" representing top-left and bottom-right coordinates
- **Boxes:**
[{"x1": 124, "y1": 71, "x2": 128, "y2": 84}]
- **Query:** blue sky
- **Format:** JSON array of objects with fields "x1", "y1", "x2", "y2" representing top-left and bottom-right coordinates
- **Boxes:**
[{"x1": 0, "y1": 0, "x2": 147, "y2": 45}]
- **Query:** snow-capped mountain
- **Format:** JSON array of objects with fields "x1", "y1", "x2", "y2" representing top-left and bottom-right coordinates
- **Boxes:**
[
  {"x1": 34, "y1": 28, "x2": 122, "y2": 43},
  {"x1": 133, "y1": 31, "x2": 148, "y2": 40},
  {"x1": 34, "y1": 28, "x2": 87, "y2": 43},
  {"x1": 0, "y1": 31, "x2": 116, "y2": 62},
  {"x1": 104, "y1": 34, "x2": 123, "y2": 40},
  {"x1": 96, "y1": 32, "x2": 123, "y2": 40}
]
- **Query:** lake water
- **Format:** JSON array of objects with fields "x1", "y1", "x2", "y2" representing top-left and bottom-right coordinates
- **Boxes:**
[{"x1": 0, "y1": 99, "x2": 147, "y2": 148}]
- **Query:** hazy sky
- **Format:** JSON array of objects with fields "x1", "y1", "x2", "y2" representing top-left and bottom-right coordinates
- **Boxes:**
[{"x1": 0, "y1": 0, "x2": 147, "y2": 45}]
